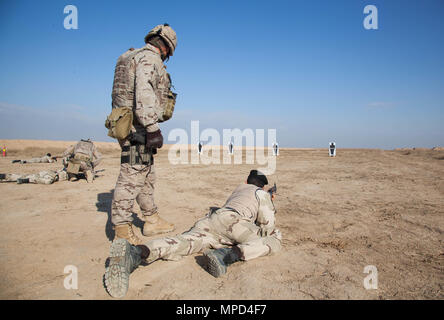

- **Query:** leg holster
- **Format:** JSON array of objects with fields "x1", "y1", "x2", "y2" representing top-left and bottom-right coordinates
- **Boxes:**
[{"x1": 121, "y1": 144, "x2": 153, "y2": 166}]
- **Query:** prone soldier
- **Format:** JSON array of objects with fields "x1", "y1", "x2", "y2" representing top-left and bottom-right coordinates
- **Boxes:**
[
  {"x1": 104, "y1": 170, "x2": 282, "y2": 298},
  {"x1": 0, "y1": 168, "x2": 68, "y2": 185},
  {"x1": 11, "y1": 153, "x2": 56, "y2": 164}
]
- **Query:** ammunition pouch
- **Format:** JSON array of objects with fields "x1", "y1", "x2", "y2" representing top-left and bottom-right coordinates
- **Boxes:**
[
  {"x1": 74, "y1": 153, "x2": 91, "y2": 162},
  {"x1": 67, "y1": 160, "x2": 81, "y2": 174},
  {"x1": 121, "y1": 144, "x2": 153, "y2": 166},
  {"x1": 105, "y1": 106, "x2": 133, "y2": 140},
  {"x1": 67, "y1": 153, "x2": 92, "y2": 174},
  {"x1": 157, "y1": 73, "x2": 177, "y2": 123},
  {"x1": 160, "y1": 89, "x2": 176, "y2": 122}
]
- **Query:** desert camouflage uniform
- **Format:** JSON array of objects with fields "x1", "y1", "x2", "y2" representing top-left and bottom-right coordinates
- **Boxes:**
[
  {"x1": 145, "y1": 184, "x2": 282, "y2": 263},
  {"x1": 19, "y1": 155, "x2": 55, "y2": 164},
  {"x1": 111, "y1": 43, "x2": 171, "y2": 226},
  {"x1": 112, "y1": 163, "x2": 157, "y2": 225},
  {"x1": 62, "y1": 140, "x2": 102, "y2": 174},
  {"x1": 0, "y1": 168, "x2": 68, "y2": 185}
]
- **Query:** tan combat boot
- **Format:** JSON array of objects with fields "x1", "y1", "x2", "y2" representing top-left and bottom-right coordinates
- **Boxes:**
[
  {"x1": 114, "y1": 223, "x2": 143, "y2": 246},
  {"x1": 142, "y1": 212, "x2": 175, "y2": 236}
]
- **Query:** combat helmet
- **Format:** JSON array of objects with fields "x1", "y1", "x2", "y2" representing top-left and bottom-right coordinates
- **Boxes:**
[{"x1": 144, "y1": 23, "x2": 177, "y2": 56}]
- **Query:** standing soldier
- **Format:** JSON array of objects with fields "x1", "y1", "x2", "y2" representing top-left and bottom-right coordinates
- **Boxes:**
[
  {"x1": 110, "y1": 24, "x2": 178, "y2": 245},
  {"x1": 2, "y1": 146, "x2": 6, "y2": 157}
]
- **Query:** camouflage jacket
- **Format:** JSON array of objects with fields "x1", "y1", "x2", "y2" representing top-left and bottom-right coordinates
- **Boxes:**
[
  {"x1": 25, "y1": 155, "x2": 55, "y2": 163},
  {"x1": 223, "y1": 184, "x2": 277, "y2": 236},
  {"x1": 62, "y1": 141, "x2": 102, "y2": 167},
  {"x1": 111, "y1": 43, "x2": 170, "y2": 134}
]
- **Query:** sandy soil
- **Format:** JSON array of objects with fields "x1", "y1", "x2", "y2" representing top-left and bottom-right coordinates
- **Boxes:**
[{"x1": 0, "y1": 140, "x2": 443, "y2": 300}]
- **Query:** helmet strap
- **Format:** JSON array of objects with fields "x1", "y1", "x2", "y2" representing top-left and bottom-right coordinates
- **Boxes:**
[{"x1": 147, "y1": 35, "x2": 170, "y2": 61}]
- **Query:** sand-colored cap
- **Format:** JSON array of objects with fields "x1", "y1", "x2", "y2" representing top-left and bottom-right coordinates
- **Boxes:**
[{"x1": 144, "y1": 23, "x2": 177, "y2": 56}]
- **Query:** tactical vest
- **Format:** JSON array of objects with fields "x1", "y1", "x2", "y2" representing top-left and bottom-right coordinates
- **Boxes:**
[
  {"x1": 73, "y1": 140, "x2": 94, "y2": 160},
  {"x1": 111, "y1": 45, "x2": 176, "y2": 126},
  {"x1": 111, "y1": 48, "x2": 142, "y2": 109},
  {"x1": 223, "y1": 184, "x2": 261, "y2": 221},
  {"x1": 66, "y1": 140, "x2": 94, "y2": 174}
]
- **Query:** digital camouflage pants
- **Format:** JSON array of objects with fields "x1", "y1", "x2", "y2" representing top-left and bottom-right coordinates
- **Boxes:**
[
  {"x1": 145, "y1": 208, "x2": 282, "y2": 263},
  {"x1": 111, "y1": 163, "x2": 157, "y2": 225},
  {"x1": 1, "y1": 169, "x2": 68, "y2": 185}
]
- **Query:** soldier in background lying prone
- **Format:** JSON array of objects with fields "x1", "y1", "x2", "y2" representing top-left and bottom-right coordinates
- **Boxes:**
[
  {"x1": 0, "y1": 168, "x2": 68, "y2": 185},
  {"x1": 11, "y1": 153, "x2": 57, "y2": 164}
]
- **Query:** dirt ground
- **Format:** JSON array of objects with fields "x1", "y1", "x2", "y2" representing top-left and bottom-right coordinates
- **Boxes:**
[{"x1": 0, "y1": 139, "x2": 443, "y2": 300}]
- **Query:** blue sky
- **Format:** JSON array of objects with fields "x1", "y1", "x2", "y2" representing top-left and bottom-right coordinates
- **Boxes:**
[{"x1": 0, "y1": 0, "x2": 443, "y2": 149}]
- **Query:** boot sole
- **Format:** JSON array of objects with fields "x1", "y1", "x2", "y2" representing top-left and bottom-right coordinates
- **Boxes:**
[
  {"x1": 104, "y1": 239, "x2": 130, "y2": 298},
  {"x1": 202, "y1": 249, "x2": 227, "y2": 278}
]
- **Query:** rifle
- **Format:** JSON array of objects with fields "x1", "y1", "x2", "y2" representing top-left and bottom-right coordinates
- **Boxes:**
[
  {"x1": 51, "y1": 155, "x2": 66, "y2": 162},
  {"x1": 267, "y1": 183, "x2": 277, "y2": 196},
  {"x1": 93, "y1": 169, "x2": 105, "y2": 177}
]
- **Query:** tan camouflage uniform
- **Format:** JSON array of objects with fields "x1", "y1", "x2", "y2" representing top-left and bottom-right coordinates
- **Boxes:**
[
  {"x1": 0, "y1": 169, "x2": 68, "y2": 185},
  {"x1": 62, "y1": 140, "x2": 102, "y2": 173},
  {"x1": 145, "y1": 184, "x2": 282, "y2": 263},
  {"x1": 111, "y1": 43, "x2": 171, "y2": 226},
  {"x1": 19, "y1": 155, "x2": 55, "y2": 164}
]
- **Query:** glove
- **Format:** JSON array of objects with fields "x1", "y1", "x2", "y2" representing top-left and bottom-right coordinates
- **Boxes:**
[{"x1": 146, "y1": 129, "x2": 163, "y2": 149}]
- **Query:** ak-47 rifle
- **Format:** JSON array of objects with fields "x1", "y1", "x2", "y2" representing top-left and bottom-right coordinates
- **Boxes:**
[
  {"x1": 267, "y1": 183, "x2": 277, "y2": 196},
  {"x1": 267, "y1": 183, "x2": 278, "y2": 214},
  {"x1": 51, "y1": 155, "x2": 65, "y2": 162}
]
